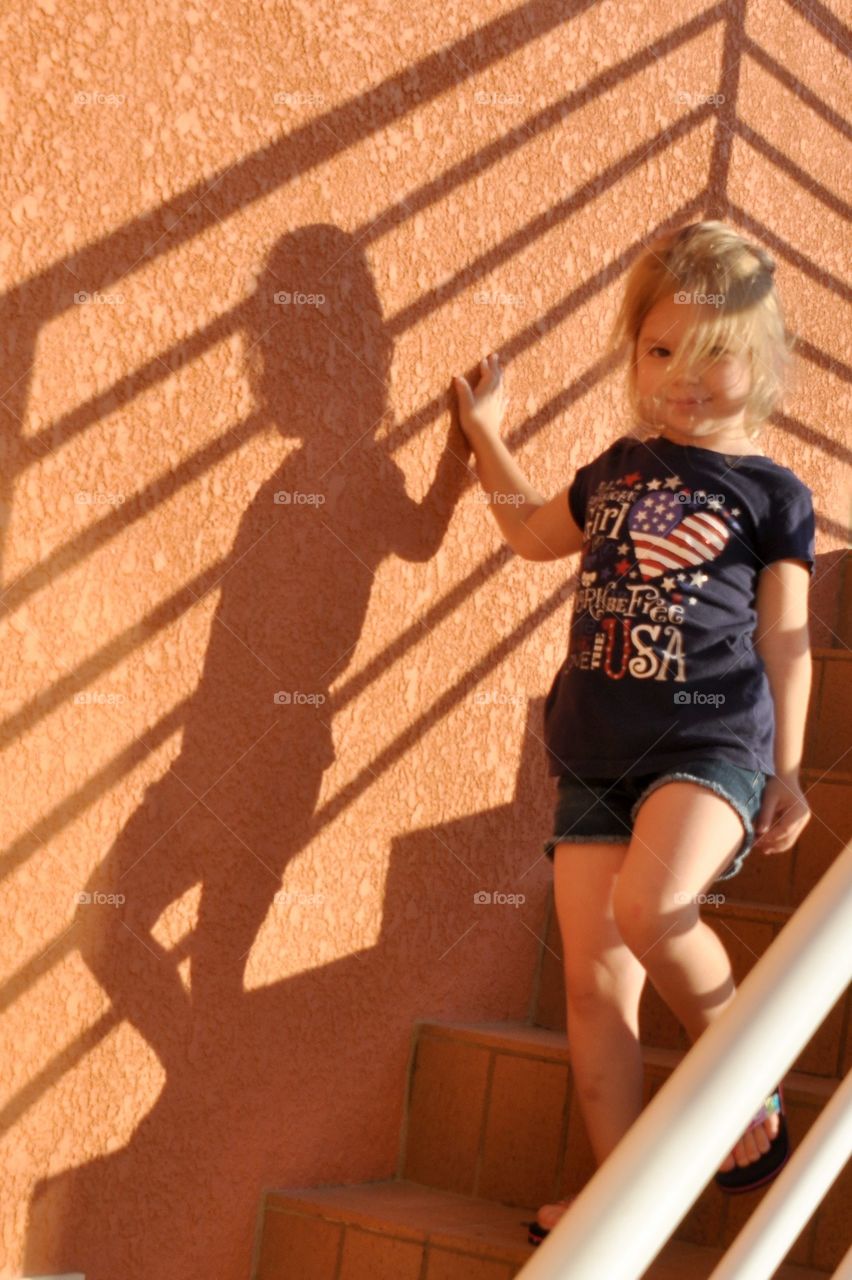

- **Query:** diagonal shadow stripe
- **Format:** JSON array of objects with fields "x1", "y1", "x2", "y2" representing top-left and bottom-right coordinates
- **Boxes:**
[
  {"x1": 21, "y1": 91, "x2": 719, "y2": 470},
  {"x1": 780, "y1": 0, "x2": 852, "y2": 53},
  {"x1": 1, "y1": 0, "x2": 596, "y2": 314},
  {"x1": 728, "y1": 201, "x2": 852, "y2": 300},
  {"x1": 743, "y1": 33, "x2": 852, "y2": 138},
  {"x1": 733, "y1": 118, "x2": 851, "y2": 219},
  {"x1": 0, "y1": 569, "x2": 578, "y2": 1028},
  {"x1": 385, "y1": 107, "x2": 717, "y2": 337},
  {"x1": 771, "y1": 411, "x2": 852, "y2": 468},
  {"x1": 790, "y1": 339, "x2": 852, "y2": 385},
  {"x1": 1, "y1": 201, "x2": 708, "y2": 624}
]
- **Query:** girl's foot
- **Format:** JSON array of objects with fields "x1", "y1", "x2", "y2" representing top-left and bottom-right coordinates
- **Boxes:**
[
  {"x1": 527, "y1": 1195, "x2": 576, "y2": 1244},
  {"x1": 535, "y1": 1195, "x2": 576, "y2": 1229},
  {"x1": 717, "y1": 1100, "x2": 780, "y2": 1174},
  {"x1": 715, "y1": 1085, "x2": 789, "y2": 1193}
]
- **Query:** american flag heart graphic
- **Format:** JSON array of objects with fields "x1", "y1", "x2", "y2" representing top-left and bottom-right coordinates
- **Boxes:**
[{"x1": 627, "y1": 492, "x2": 730, "y2": 580}]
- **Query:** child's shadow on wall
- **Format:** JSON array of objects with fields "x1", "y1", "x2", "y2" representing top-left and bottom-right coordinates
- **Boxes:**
[
  {"x1": 26, "y1": 225, "x2": 554, "y2": 1279},
  {"x1": 28, "y1": 706, "x2": 551, "y2": 1278}
]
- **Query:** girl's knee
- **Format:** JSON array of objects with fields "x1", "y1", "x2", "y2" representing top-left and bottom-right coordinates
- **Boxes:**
[{"x1": 612, "y1": 879, "x2": 695, "y2": 955}]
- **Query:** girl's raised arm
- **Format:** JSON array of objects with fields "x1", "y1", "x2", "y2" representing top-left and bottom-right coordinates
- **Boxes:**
[{"x1": 454, "y1": 353, "x2": 585, "y2": 561}]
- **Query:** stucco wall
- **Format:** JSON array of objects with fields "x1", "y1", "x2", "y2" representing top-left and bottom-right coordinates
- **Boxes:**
[{"x1": 0, "y1": 2, "x2": 848, "y2": 1277}]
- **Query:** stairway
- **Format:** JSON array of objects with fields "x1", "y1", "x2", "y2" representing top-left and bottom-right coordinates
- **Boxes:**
[{"x1": 253, "y1": 553, "x2": 852, "y2": 1279}]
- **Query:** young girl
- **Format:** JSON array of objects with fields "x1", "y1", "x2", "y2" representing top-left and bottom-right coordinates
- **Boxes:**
[{"x1": 453, "y1": 221, "x2": 816, "y2": 1244}]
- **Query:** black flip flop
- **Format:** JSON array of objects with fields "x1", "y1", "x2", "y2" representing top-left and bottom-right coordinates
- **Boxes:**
[
  {"x1": 521, "y1": 1217, "x2": 551, "y2": 1247},
  {"x1": 521, "y1": 1201, "x2": 574, "y2": 1247},
  {"x1": 714, "y1": 1084, "x2": 790, "y2": 1194}
]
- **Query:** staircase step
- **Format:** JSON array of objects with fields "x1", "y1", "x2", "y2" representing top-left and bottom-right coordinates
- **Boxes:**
[
  {"x1": 398, "y1": 1019, "x2": 846, "y2": 1272},
  {"x1": 254, "y1": 1177, "x2": 829, "y2": 1279},
  {"x1": 804, "y1": 649, "x2": 852, "y2": 773},
  {"x1": 835, "y1": 549, "x2": 852, "y2": 650},
  {"x1": 691, "y1": 767, "x2": 852, "y2": 911},
  {"x1": 535, "y1": 892, "x2": 849, "y2": 1079}
]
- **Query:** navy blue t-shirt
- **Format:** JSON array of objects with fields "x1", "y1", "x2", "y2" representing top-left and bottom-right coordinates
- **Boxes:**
[{"x1": 543, "y1": 432, "x2": 816, "y2": 778}]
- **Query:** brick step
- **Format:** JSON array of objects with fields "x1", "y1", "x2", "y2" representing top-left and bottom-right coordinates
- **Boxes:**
[
  {"x1": 397, "y1": 1019, "x2": 846, "y2": 1272},
  {"x1": 534, "y1": 893, "x2": 851, "y2": 1079},
  {"x1": 726, "y1": 768, "x2": 852, "y2": 910},
  {"x1": 804, "y1": 648, "x2": 852, "y2": 774},
  {"x1": 835, "y1": 550, "x2": 852, "y2": 650},
  {"x1": 254, "y1": 1177, "x2": 829, "y2": 1279}
]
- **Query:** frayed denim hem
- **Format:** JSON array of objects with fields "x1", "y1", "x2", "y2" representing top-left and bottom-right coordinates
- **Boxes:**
[
  {"x1": 543, "y1": 833, "x2": 631, "y2": 860},
  {"x1": 628, "y1": 771, "x2": 754, "y2": 880}
]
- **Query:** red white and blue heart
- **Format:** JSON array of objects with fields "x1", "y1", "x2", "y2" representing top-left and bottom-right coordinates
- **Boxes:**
[{"x1": 628, "y1": 491, "x2": 730, "y2": 581}]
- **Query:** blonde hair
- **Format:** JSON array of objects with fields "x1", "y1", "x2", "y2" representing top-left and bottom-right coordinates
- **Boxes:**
[{"x1": 606, "y1": 221, "x2": 794, "y2": 442}]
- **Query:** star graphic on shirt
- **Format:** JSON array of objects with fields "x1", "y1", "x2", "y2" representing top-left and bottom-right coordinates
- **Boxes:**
[
  {"x1": 662, "y1": 575, "x2": 677, "y2": 590},
  {"x1": 706, "y1": 497, "x2": 723, "y2": 511},
  {"x1": 690, "y1": 570, "x2": 709, "y2": 587},
  {"x1": 663, "y1": 475, "x2": 682, "y2": 490},
  {"x1": 731, "y1": 507, "x2": 741, "y2": 516},
  {"x1": 688, "y1": 597, "x2": 698, "y2": 605},
  {"x1": 615, "y1": 558, "x2": 632, "y2": 576},
  {"x1": 676, "y1": 572, "x2": 686, "y2": 581},
  {"x1": 646, "y1": 477, "x2": 663, "y2": 490},
  {"x1": 617, "y1": 543, "x2": 630, "y2": 554},
  {"x1": 622, "y1": 471, "x2": 642, "y2": 486}
]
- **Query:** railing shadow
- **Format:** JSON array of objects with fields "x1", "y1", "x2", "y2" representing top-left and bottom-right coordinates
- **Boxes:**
[
  {"x1": 25, "y1": 695, "x2": 553, "y2": 1278},
  {"x1": 2, "y1": 0, "x2": 849, "y2": 1275}
]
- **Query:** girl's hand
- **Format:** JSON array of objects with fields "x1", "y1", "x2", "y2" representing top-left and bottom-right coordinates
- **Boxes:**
[
  {"x1": 752, "y1": 774, "x2": 812, "y2": 856},
  {"x1": 453, "y1": 353, "x2": 509, "y2": 444}
]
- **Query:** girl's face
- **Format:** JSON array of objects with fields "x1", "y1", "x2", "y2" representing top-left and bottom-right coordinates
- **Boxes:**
[{"x1": 633, "y1": 294, "x2": 753, "y2": 443}]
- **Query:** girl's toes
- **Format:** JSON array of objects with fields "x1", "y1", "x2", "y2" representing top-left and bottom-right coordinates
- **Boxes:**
[
  {"x1": 718, "y1": 1151, "x2": 736, "y2": 1173},
  {"x1": 536, "y1": 1198, "x2": 574, "y2": 1229}
]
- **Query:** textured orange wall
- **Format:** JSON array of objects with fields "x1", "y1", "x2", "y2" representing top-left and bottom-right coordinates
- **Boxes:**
[{"x1": 1, "y1": 2, "x2": 849, "y2": 1277}]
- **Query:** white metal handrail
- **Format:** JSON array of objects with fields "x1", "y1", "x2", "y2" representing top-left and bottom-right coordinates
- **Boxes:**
[{"x1": 516, "y1": 839, "x2": 852, "y2": 1280}]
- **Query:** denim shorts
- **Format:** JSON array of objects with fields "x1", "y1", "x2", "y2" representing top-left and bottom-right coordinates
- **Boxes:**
[{"x1": 543, "y1": 759, "x2": 767, "y2": 881}]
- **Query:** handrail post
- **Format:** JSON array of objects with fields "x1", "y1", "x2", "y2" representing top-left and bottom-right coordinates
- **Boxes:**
[{"x1": 516, "y1": 842, "x2": 852, "y2": 1280}]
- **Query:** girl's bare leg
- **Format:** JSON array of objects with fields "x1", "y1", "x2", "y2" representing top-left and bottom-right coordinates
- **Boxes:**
[
  {"x1": 536, "y1": 840, "x2": 647, "y2": 1229},
  {"x1": 614, "y1": 782, "x2": 780, "y2": 1175}
]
